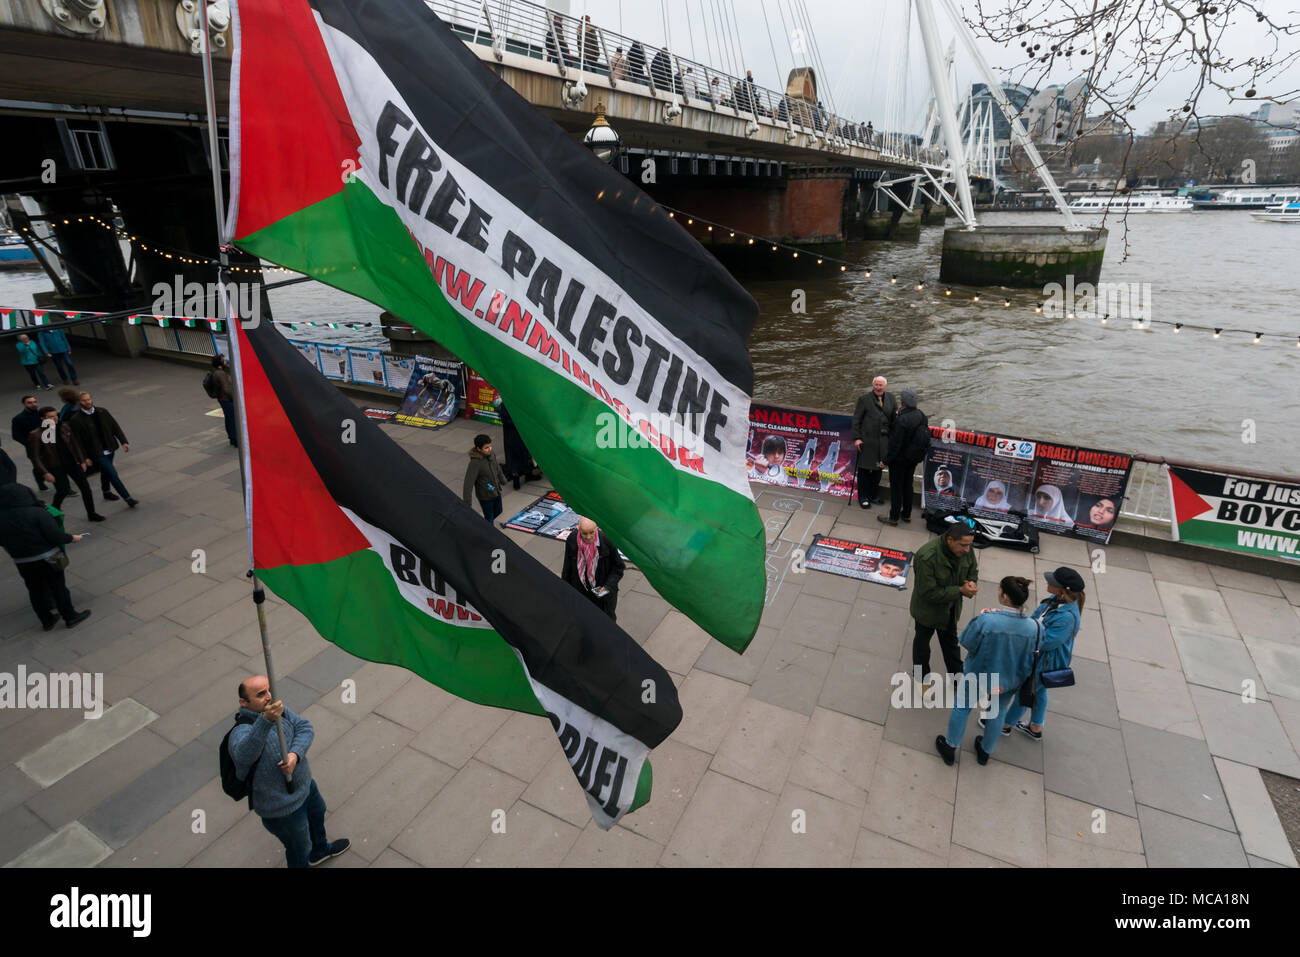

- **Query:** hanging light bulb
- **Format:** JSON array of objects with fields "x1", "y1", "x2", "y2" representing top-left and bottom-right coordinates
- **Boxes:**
[
  {"x1": 1100, "y1": 314, "x2": 1108, "y2": 324},
  {"x1": 729, "y1": 231, "x2": 735, "y2": 237},
  {"x1": 973, "y1": 294, "x2": 981, "y2": 303},
  {"x1": 771, "y1": 245, "x2": 777, "y2": 252},
  {"x1": 1253, "y1": 332, "x2": 1262, "y2": 343},
  {"x1": 747, "y1": 238, "x2": 754, "y2": 245},
  {"x1": 864, "y1": 270, "x2": 872, "y2": 278},
  {"x1": 1213, "y1": 328, "x2": 1222, "y2": 339},
  {"x1": 707, "y1": 225, "x2": 713, "y2": 231},
  {"x1": 668, "y1": 212, "x2": 674, "y2": 218},
  {"x1": 792, "y1": 252, "x2": 798, "y2": 258},
  {"x1": 915, "y1": 281, "x2": 923, "y2": 291},
  {"x1": 890, "y1": 275, "x2": 898, "y2": 284},
  {"x1": 687, "y1": 218, "x2": 693, "y2": 225},
  {"x1": 945, "y1": 288, "x2": 952, "y2": 296},
  {"x1": 816, "y1": 259, "x2": 823, "y2": 265},
  {"x1": 1067, "y1": 311, "x2": 1075, "y2": 319},
  {"x1": 1003, "y1": 298, "x2": 1011, "y2": 308},
  {"x1": 840, "y1": 265, "x2": 846, "y2": 272},
  {"x1": 1174, "y1": 323, "x2": 1183, "y2": 333}
]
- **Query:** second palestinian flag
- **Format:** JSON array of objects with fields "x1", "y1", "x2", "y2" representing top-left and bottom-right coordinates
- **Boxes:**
[{"x1": 232, "y1": 317, "x2": 681, "y2": 828}]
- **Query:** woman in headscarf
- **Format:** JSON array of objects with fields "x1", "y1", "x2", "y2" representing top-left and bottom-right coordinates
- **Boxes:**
[
  {"x1": 931, "y1": 467, "x2": 956, "y2": 496},
  {"x1": 973, "y1": 480, "x2": 1011, "y2": 513},
  {"x1": 1029, "y1": 484, "x2": 1072, "y2": 523}
]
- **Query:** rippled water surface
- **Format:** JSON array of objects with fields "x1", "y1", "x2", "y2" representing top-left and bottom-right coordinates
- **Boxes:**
[{"x1": 4, "y1": 211, "x2": 1297, "y2": 472}]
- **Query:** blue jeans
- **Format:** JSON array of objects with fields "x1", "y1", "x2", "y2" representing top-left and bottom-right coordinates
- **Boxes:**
[
  {"x1": 1004, "y1": 684, "x2": 1048, "y2": 729},
  {"x1": 49, "y1": 353, "x2": 77, "y2": 382},
  {"x1": 480, "y1": 495, "x2": 503, "y2": 522},
  {"x1": 95, "y1": 452, "x2": 131, "y2": 499},
  {"x1": 219, "y1": 399, "x2": 238, "y2": 446},
  {"x1": 260, "y1": 779, "x2": 328, "y2": 868},
  {"x1": 945, "y1": 689, "x2": 1018, "y2": 755},
  {"x1": 23, "y1": 363, "x2": 50, "y2": 388}
]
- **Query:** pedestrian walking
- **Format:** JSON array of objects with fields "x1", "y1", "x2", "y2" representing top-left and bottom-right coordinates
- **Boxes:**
[
  {"x1": 12, "y1": 394, "x2": 50, "y2": 491},
  {"x1": 610, "y1": 46, "x2": 627, "y2": 81},
  {"x1": 225, "y1": 676, "x2": 350, "y2": 868},
  {"x1": 545, "y1": 13, "x2": 573, "y2": 67},
  {"x1": 66, "y1": 391, "x2": 138, "y2": 508},
  {"x1": 851, "y1": 375, "x2": 895, "y2": 509},
  {"x1": 650, "y1": 47, "x2": 672, "y2": 91},
  {"x1": 577, "y1": 14, "x2": 600, "y2": 67},
  {"x1": 878, "y1": 388, "x2": 929, "y2": 525},
  {"x1": 462, "y1": 433, "x2": 506, "y2": 522},
  {"x1": 0, "y1": 482, "x2": 91, "y2": 631},
  {"x1": 27, "y1": 407, "x2": 103, "y2": 521},
  {"x1": 36, "y1": 327, "x2": 79, "y2": 385},
  {"x1": 627, "y1": 42, "x2": 648, "y2": 84},
  {"x1": 1002, "y1": 566, "x2": 1085, "y2": 740},
  {"x1": 209, "y1": 355, "x2": 238, "y2": 447},
  {"x1": 934, "y1": 576, "x2": 1039, "y2": 766},
  {"x1": 561, "y1": 516, "x2": 626, "y2": 622},
  {"x1": 15, "y1": 334, "x2": 51, "y2": 390},
  {"x1": 56, "y1": 387, "x2": 80, "y2": 423},
  {"x1": 908, "y1": 521, "x2": 979, "y2": 690}
]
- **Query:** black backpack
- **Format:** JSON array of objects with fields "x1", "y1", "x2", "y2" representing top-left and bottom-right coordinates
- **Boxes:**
[
  {"x1": 219, "y1": 712, "x2": 260, "y2": 809},
  {"x1": 904, "y1": 413, "x2": 931, "y2": 464},
  {"x1": 202, "y1": 370, "x2": 219, "y2": 399}
]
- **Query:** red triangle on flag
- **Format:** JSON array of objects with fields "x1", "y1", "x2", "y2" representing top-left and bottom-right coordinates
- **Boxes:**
[{"x1": 1170, "y1": 470, "x2": 1214, "y2": 522}]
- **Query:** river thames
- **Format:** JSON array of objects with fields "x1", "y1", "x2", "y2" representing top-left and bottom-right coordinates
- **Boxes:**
[{"x1": 3, "y1": 208, "x2": 1297, "y2": 472}]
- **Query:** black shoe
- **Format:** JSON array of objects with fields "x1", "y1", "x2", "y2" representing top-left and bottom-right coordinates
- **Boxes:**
[
  {"x1": 126, "y1": 498, "x2": 139, "y2": 508},
  {"x1": 66, "y1": 489, "x2": 79, "y2": 497},
  {"x1": 877, "y1": 515, "x2": 898, "y2": 526},
  {"x1": 103, "y1": 492, "x2": 120, "y2": 501},
  {"x1": 873, "y1": 497, "x2": 886, "y2": 505},
  {"x1": 65, "y1": 610, "x2": 91, "y2": 629},
  {"x1": 309, "y1": 837, "x2": 350, "y2": 866},
  {"x1": 42, "y1": 619, "x2": 58, "y2": 632},
  {"x1": 512, "y1": 476, "x2": 521, "y2": 491},
  {"x1": 858, "y1": 500, "x2": 871, "y2": 509},
  {"x1": 1015, "y1": 721, "x2": 1043, "y2": 740},
  {"x1": 934, "y1": 735, "x2": 956, "y2": 766},
  {"x1": 88, "y1": 513, "x2": 106, "y2": 522},
  {"x1": 979, "y1": 716, "x2": 1013, "y2": 736},
  {"x1": 901, "y1": 515, "x2": 912, "y2": 522},
  {"x1": 974, "y1": 735, "x2": 990, "y2": 765}
]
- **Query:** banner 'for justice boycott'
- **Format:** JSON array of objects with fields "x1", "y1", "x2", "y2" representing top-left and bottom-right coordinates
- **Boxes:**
[
  {"x1": 225, "y1": 0, "x2": 766, "y2": 651},
  {"x1": 746, "y1": 403, "x2": 857, "y2": 497},
  {"x1": 1168, "y1": 466, "x2": 1300, "y2": 562},
  {"x1": 921, "y1": 426, "x2": 1134, "y2": 544}
]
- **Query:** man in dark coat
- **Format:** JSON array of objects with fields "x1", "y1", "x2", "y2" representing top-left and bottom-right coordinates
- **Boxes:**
[
  {"x1": 851, "y1": 375, "x2": 895, "y2": 509},
  {"x1": 11, "y1": 395, "x2": 47, "y2": 491},
  {"x1": 650, "y1": 47, "x2": 672, "y2": 91},
  {"x1": 0, "y1": 482, "x2": 91, "y2": 630},
  {"x1": 878, "y1": 388, "x2": 929, "y2": 525},
  {"x1": 27, "y1": 407, "x2": 103, "y2": 521},
  {"x1": 561, "y1": 516, "x2": 625, "y2": 621},
  {"x1": 496, "y1": 399, "x2": 540, "y2": 491},
  {"x1": 66, "y1": 391, "x2": 137, "y2": 507}
]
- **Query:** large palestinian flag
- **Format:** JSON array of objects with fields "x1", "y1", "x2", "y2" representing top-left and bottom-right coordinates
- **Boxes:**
[
  {"x1": 231, "y1": 316, "x2": 682, "y2": 827},
  {"x1": 224, "y1": 0, "x2": 765, "y2": 651},
  {"x1": 1167, "y1": 465, "x2": 1300, "y2": 562}
]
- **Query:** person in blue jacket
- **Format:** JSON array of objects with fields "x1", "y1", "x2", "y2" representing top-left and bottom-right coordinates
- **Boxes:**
[
  {"x1": 37, "y1": 328, "x2": 78, "y2": 385},
  {"x1": 1003, "y1": 565, "x2": 1085, "y2": 740},
  {"x1": 15, "y1": 334, "x2": 51, "y2": 390},
  {"x1": 935, "y1": 575, "x2": 1040, "y2": 766}
]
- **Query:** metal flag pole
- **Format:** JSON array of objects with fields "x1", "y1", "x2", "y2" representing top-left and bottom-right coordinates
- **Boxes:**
[{"x1": 198, "y1": 0, "x2": 293, "y2": 791}]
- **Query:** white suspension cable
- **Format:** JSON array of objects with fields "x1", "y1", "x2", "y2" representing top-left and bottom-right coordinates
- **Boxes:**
[{"x1": 683, "y1": 0, "x2": 697, "y2": 62}]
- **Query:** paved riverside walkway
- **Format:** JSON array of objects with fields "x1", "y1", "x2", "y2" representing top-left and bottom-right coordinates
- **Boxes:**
[{"x1": 2, "y1": 348, "x2": 1299, "y2": 868}]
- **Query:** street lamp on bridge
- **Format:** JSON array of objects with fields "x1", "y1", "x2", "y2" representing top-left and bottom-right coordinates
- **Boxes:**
[{"x1": 583, "y1": 102, "x2": 621, "y2": 165}]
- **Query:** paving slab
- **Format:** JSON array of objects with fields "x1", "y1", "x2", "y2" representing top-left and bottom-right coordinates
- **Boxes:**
[
  {"x1": 669, "y1": 670, "x2": 749, "y2": 755},
  {"x1": 753, "y1": 783, "x2": 861, "y2": 867},
  {"x1": 842, "y1": 596, "x2": 910, "y2": 659},
  {"x1": 748, "y1": 641, "x2": 832, "y2": 716},
  {"x1": 1213, "y1": 757, "x2": 1297, "y2": 867},
  {"x1": 468, "y1": 801, "x2": 580, "y2": 867},
  {"x1": 1220, "y1": 587, "x2": 1300, "y2": 646},
  {"x1": 474, "y1": 712, "x2": 564, "y2": 784},
  {"x1": 81, "y1": 739, "x2": 217, "y2": 849},
  {"x1": 1042, "y1": 713, "x2": 1135, "y2": 816},
  {"x1": 1110, "y1": 657, "x2": 1203, "y2": 738},
  {"x1": 1172, "y1": 627, "x2": 1269, "y2": 700},
  {"x1": 862, "y1": 742, "x2": 956, "y2": 858},
  {"x1": 693, "y1": 624, "x2": 776, "y2": 685},
  {"x1": 1121, "y1": 721, "x2": 1234, "y2": 830},
  {"x1": 1101, "y1": 606, "x2": 1181, "y2": 670},
  {"x1": 372, "y1": 675, "x2": 458, "y2": 733},
  {"x1": 1209, "y1": 565, "x2": 1285, "y2": 597},
  {"x1": 642, "y1": 611, "x2": 711, "y2": 676},
  {"x1": 1145, "y1": 552, "x2": 1218, "y2": 588},
  {"x1": 1188, "y1": 686, "x2": 1300, "y2": 777},
  {"x1": 312, "y1": 714, "x2": 416, "y2": 808},
  {"x1": 659, "y1": 770, "x2": 777, "y2": 867},
  {"x1": 1155, "y1": 580, "x2": 1239, "y2": 637},
  {"x1": 1137, "y1": 804, "x2": 1248, "y2": 868},
  {"x1": 561, "y1": 820, "x2": 665, "y2": 867},
  {"x1": 407, "y1": 697, "x2": 509, "y2": 769},
  {"x1": 4, "y1": 821, "x2": 112, "y2": 868},
  {"x1": 817, "y1": 646, "x2": 897, "y2": 725},
  {"x1": 17, "y1": 698, "x2": 158, "y2": 787},
  {"x1": 776, "y1": 593, "x2": 852, "y2": 654},
  {"x1": 389, "y1": 759, "x2": 527, "y2": 868},
  {"x1": 786, "y1": 706, "x2": 880, "y2": 809},
  {"x1": 100, "y1": 777, "x2": 248, "y2": 868},
  {"x1": 1045, "y1": 656, "x2": 1119, "y2": 729},
  {"x1": 951, "y1": 758, "x2": 1047, "y2": 868},
  {"x1": 1045, "y1": 792, "x2": 1145, "y2": 858},
  {"x1": 517, "y1": 751, "x2": 597, "y2": 830},
  {"x1": 710, "y1": 697, "x2": 808, "y2": 794},
  {"x1": 1242, "y1": 635, "x2": 1300, "y2": 702},
  {"x1": 616, "y1": 738, "x2": 711, "y2": 846}
]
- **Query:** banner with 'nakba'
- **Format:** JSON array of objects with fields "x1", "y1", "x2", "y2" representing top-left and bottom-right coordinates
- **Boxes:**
[{"x1": 1168, "y1": 466, "x2": 1300, "y2": 562}]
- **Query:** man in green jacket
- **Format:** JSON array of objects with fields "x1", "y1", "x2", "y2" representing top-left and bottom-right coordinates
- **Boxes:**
[{"x1": 909, "y1": 521, "x2": 979, "y2": 689}]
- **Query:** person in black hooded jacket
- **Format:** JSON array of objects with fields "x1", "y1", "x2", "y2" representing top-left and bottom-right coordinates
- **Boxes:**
[
  {"x1": 879, "y1": 388, "x2": 930, "y2": 526},
  {"x1": 0, "y1": 482, "x2": 90, "y2": 630}
]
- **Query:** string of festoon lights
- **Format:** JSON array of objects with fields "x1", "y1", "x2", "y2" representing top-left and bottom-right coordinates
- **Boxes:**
[{"x1": 658, "y1": 202, "x2": 1300, "y2": 351}]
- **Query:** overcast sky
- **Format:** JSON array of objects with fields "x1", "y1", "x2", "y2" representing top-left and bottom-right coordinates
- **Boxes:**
[{"x1": 483, "y1": 0, "x2": 1298, "y2": 133}]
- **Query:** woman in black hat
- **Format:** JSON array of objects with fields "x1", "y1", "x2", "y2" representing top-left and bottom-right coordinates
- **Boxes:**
[{"x1": 1000, "y1": 565, "x2": 1085, "y2": 741}]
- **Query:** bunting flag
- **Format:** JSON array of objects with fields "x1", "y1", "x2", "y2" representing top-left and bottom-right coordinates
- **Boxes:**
[
  {"x1": 225, "y1": 0, "x2": 765, "y2": 651},
  {"x1": 231, "y1": 316, "x2": 683, "y2": 827}
]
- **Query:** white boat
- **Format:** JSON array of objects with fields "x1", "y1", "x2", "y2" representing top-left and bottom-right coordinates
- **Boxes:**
[
  {"x1": 1251, "y1": 201, "x2": 1300, "y2": 223},
  {"x1": 1068, "y1": 193, "x2": 1193, "y2": 213},
  {"x1": 1191, "y1": 186, "x2": 1300, "y2": 210}
]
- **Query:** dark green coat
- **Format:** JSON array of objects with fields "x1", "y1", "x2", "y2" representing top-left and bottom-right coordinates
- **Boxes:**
[{"x1": 908, "y1": 534, "x2": 979, "y2": 630}]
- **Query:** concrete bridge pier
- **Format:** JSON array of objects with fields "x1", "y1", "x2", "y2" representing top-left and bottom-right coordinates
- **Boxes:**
[
  {"x1": 852, "y1": 178, "x2": 923, "y2": 241},
  {"x1": 939, "y1": 224, "x2": 1109, "y2": 288}
]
